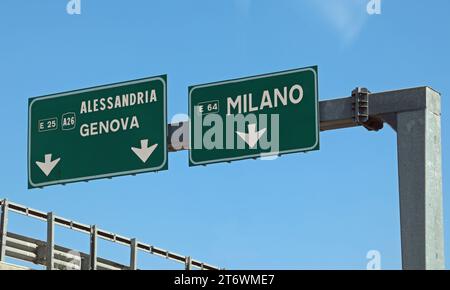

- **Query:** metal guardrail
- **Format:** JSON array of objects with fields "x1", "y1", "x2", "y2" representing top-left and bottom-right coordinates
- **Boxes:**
[{"x1": 0, "y1": 199, "x2": 221, "y2": 270}]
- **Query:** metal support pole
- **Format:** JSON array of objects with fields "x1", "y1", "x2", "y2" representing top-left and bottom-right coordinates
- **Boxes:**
[
  {"x1": 396, "y1": 88, "x2": 444, "y2": 269},
  {"x1": 46, "y1": 212, "x2": 54, "y2": 270},
  {"x1": 90, "y1": 225, "x2": 97, "y2": 270},
  {"x1": 167, "y1": 86, "x2": 445, "y2": 270},
  {"x1": 185, "y1": 256, "x2": 192, "y2": 270},
  {"x1": 0, "y1": 200, "x2": 9, "y2": 262},
  {"x1": 130, "y1": 238, "x2": 138, "y2": 270}
]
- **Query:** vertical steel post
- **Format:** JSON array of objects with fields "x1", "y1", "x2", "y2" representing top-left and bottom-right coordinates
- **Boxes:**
[
  {"x1": 0, "y1": 200, "x2": 9, "y2": 262},
  {"x1": 46, "y1": 212, "x2": 55, "y2": 270},
  {"x1": 185, "y1": 256, "x2": 192, "y2": 270},
  {"x1": 130, "y1": 238, "x2": 138, "y2": 270},
  {"x1": 396, "y1": 88, "x2": 444, "y2": 269},
  {"x1": 90, "y1": 225, "x2": 97, "y2": 270}
]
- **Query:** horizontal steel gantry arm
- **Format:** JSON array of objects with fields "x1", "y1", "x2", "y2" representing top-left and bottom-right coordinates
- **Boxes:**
[{"x1": 168, "y1": 86, "x2": 440, "y2": 150}]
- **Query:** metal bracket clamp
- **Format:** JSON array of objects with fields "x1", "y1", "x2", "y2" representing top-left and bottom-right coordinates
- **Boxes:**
[{"x1": 352, "y1": 87, "x2": 384, "y2": 131}]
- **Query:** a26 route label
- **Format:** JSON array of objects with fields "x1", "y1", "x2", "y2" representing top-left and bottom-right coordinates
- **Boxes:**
[
  {"x1": 189, "y1": 67, "x2": 319, "y2": 166},
  {"x1": 28, "y1": 76, "x2": 167, "y2": 188}
]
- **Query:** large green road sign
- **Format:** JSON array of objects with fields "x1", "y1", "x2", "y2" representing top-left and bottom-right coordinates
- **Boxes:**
[
  {"x1": 28, "y1": 76, "x2": 167, "y2": 188},
  {"x1": 189, "y1": 67, "x2": 319, "y2": 166}
]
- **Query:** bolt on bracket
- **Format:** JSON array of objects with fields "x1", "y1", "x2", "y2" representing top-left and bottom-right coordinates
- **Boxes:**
[{"x1": 352, "y1": 87, "x2": 384, "y2": 131}]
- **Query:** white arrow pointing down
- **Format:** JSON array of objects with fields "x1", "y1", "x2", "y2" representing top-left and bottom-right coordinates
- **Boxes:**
[
  {"x1": 131, "y1": 139, "x2": 158, "y2": 163},
  {"x1": 236, "y1": 124, "x2": 267, "y2": 148},
  {"x1": 36, "y1": 154, "x2": 61, "y2": 176}
]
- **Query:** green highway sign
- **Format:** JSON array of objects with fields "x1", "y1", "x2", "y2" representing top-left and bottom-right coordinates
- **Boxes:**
[
  {"x1": 28, "y1": 76, "x2": 167, "y2": 188},
  {"x1": 189, "y1": 67, "x2": 319, "y2": 166}
]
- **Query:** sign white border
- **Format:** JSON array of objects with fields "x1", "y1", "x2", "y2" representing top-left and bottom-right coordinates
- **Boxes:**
[
  {"x1": 28, "y1": 76, "x2": 167, "y2": 188},
  {"x1": 189, "y1": 67, "x2": 319, "y2": 166}
]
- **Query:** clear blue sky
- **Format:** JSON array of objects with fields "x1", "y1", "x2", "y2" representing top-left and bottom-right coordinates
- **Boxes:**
[{"x1": 0, "y1": 0, "x2": 448, "y2": 269}]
